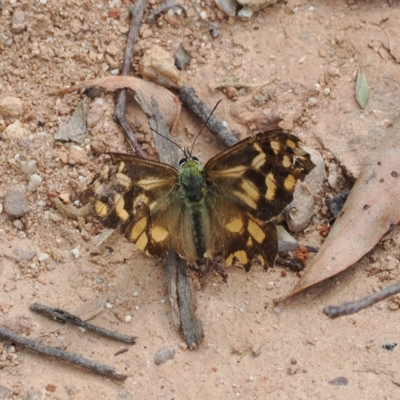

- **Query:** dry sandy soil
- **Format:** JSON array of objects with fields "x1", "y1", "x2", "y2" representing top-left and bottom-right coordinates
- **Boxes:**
[{"x1": 1, "y1": 0, "x2": 400, "y2": 399}]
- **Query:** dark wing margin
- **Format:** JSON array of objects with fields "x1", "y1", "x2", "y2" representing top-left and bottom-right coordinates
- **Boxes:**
[{"x1": 205, "y1": 129, "x2": 315, "y2": 222}]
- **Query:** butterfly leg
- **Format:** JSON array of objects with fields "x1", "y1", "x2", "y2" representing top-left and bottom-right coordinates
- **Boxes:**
[{"x1": 209, "y1": 254, "x2": 228, "y2": 282}]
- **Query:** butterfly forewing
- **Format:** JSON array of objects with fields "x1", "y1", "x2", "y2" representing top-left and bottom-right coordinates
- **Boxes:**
[
  {"x1": 205, "y1": 130, "x2": 314, "y2": 222},
  {"x1": 83, "y1": 153, "x2": 198, "y2": 263}
]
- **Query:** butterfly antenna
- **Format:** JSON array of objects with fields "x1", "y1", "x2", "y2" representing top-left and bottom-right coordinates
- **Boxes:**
[
  {"x1": 189, "y1": 99, "x2": 222, "y2": 156},
  {"x1": 149, "y1": 127, "x2": 184, "y2": 154}
]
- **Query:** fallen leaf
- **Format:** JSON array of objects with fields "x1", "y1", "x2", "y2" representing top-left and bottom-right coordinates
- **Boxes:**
[
  {"x1": 54, "y1": 100, "x2": 87, "y2": 143},
  {"x1": 54, "y1": 76, "x2": 181, "y2": 132},
  {"x1": 355, "y1": 66, "x2": 369, "y2": 109},
  {"x1": 284, "y1": 119, "x2": 400, "y2": 299}
]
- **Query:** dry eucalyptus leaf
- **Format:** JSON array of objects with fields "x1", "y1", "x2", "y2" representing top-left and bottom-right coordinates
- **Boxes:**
[
  {"x1": 55, "y1": 76, "x2": 181, "y2": 132},
  {"x1": 355, "y1": 66, "x2": 369, "y2": 109},
  {"x1": 284, "y1": 119, "x2": 400, "y2": 300},
  {"x1": 54, "y1": 101, "x2": 87, "y2": 143}
]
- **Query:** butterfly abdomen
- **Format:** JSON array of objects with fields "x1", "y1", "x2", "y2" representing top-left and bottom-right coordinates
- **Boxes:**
[{"x1": 177, "y1": 159, "x2": 208, "y2": 264}]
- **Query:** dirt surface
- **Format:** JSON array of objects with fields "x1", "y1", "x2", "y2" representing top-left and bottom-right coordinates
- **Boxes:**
[{"x1": 1, "y1": 0, "x2": 400, "y2": 398}]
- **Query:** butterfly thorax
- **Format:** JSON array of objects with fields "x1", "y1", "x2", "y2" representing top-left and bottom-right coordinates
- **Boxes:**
[{"x1": 177, "y1": 157, "x2": 208, "y2": 264}]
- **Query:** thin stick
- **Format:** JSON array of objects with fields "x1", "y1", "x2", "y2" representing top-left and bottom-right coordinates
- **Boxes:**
[
  {"x1": 145, "y1": 0, "x2": 187, "y2": 24},
  {"x1": 0, "y1": 325, "x2": 127, "y2": 381},
  {"x1": 114, "y1": 0, "x2": 148, "y2": 157},
  {"x1": 179, "y1": 85, "x2": 239, "y2": 148},
  {"x1": 30, "y1": 303, "x2": 136, "y2": 344},
  {"x1": 323, "y1": 281, "x2": 400, "y2": 319}
]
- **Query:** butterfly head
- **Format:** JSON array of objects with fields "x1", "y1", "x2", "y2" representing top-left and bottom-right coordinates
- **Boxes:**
[{"x1": 178, "y1": 146, "x2": 201, "y2": 169}]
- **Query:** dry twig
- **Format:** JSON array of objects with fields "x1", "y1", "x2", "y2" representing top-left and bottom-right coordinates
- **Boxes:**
[
  {"x1": 145, "y1": 0, "x2": 187, "y2": 24},
  {"x1": 323, "y1": 281, "x2": 400, "y2": 319},
  {"x1": 0, "y1": 325, "x2": 127, "y2": 381},
  {"x1": 30, "y1": 303, "x2": 136, "y2": 344},
  {"x1": 114, "y1": 0, "x2": 148, "y2": 156}
]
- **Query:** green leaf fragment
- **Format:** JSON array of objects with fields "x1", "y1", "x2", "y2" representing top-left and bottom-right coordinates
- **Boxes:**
[{"x1": 355, "y1": 67, "x2": 369, "y2": 109}]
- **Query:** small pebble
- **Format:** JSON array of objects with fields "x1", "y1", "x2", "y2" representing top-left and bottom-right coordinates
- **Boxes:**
[
  {"x1": 200, "y1": 10, "x2": 207, "y2": 20},
  {"x1": 4, "y1": 190, "x2": 28, "y2": 217},
  {"x1": 71, "y1": 247, "x2": 80, "y2": 258},
  {"x1": 125, "y1": 315, "x2": 132, "y2": 323},
  {"x1": 238, "y1": 7, "x2": 253, "y2": 19},
  {"x1": 6, "y1": 345, "x2": 15, "y2": 353},
  {"x1": 323, "y1": 87, "x2": 331, "y2": 95},
  {"x1": 154, "y1": 347, "x2": 176, "y2": 365},
  {"x1": 208, "y1": 22, "x2": 220, "y2": 38},
  {"x1": 215, "y1": 0, "x2": 238, "y2": 17},
  {"x1": 328, "y1": 376, "x2": 348, "y2": 386},
  {"x1": 133, "y1": 291, "x2": 139, "y2": 297},
  {"x1": 21, "y1": 160, "x2": 37, "y2": 174},
  {"x1": 19, "y1": 250, "x2": 37, "y2": 261},
  {"x1": 38, "y1": 253, "x2": 50, "y2": 262},
  {"x1": 106, "y1": 302, "x2": 113, "y2": 309},
  {"x1": 28, "y1": 174, "x2": 42, "y2": 191},
  {"x1": 273, "y1": 307, "x2": 281, "y2": 313},
  {"x1": 13, "y1": 219, "x2": 24, "y2": 230},
  {"x1": 308, "y1": 97, "x2": 318, "y2": 106}
]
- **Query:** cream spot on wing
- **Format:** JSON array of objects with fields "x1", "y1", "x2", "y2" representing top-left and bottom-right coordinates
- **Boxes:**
[
  {"x1": 149, "y1": 201, "x2": 157, "y2": 211},
  {"x1": 258, "y1": 255, "x2": 266, "y2": 267},
  {"x1": 241, "y1": 179, "x2": 260, "y2": 201},
  {"x1": 130, "y1": 217, "x2": 147, "y2": 241},
  {"x1": 270, "y1": 141, "x2": 280, "y2": 155},
  {"x1": 100, "y1": 165, "x2": 110, "y2": 179},
  {"x1": 135, "y1": 232, "x2": 148, "y2": 251},
  {"x1": 133, "y1": 194, "x2": 149, "y2": 210},
  {"x1": 118, "y1": 161, "x2": 126, "y2": 173},
  {"x1": 286, "y1": 139, "x2": 296, "y2": 149},
  {"x1": 94, "y1": 200, "x2": 108, "y2": 217},
  {"x1": 252, "y1": 151, "x2": 266, "y2": 169},
  {"x1": 137, "y1": 178, "x2": 168, "y2": 190},
  {"x1": 211, "y1": 165, "x2": 246, "y2": 178},
  {"x1": 226, "y1": 253, "x2": 234, "y2": 267},
  {"x1": 247, "y1": 237, "x2": 253, "y2": 247},
  {"x1": 282, "y1": 155, "x2": 292, "y2": 168},
  {"x1": 233, "y1": 190, "x2": 257, "y2": 209},
  {"x1": 93, "y1": 181, "x2": 101, "y2": 192},
  {"x1": 265, "y1": 173, "x2": 277, "y2": 201},
  {"x1": 234, "y1": 250, "x2": 248, "y2": 265},
  {"x1": 284, "y1": 174, "x2": 296, "y2": 191},
  {"x1": 225, "y1": 217, "x2": 243, "y2": 233},
  {"x1": 116, "y1": 173, "x2": 131, "y2": 188},
  {"x1": 114, "y1": 194, "x2": 129, "y2": 221},
  {"x1": 248, "y1": 219, "x2": 266, "y2": 244},
  {"x1": 151, "y1": 225, "x2": 169, "y2": 242}
]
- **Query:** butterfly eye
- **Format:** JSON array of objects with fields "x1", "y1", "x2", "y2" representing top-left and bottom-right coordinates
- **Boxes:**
[
  {"x1": 178, "y1": 158, "x2": 187, "y2": 167},
  {"x1": 192, "y1": 156, "x2": 200, "y2": 164}
]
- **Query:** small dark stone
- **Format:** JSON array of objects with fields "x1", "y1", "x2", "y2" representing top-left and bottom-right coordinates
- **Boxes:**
[
  {"x1": 382, "y1": 342, "x2": 397, "y2": 351},
  {"x1": 326, "y1": 189, "x2": 350, "y2": 218},
  {"x1": 328, "y1": 376, "x2": 348, "y2": 386},
  {"x1": 4, "y1": 190, "x2": 28, "y2": 218},
  {"x1": 391, "y1": 171, "x2": 399, "y2": 178},
  {"x1": 174, "y1": 44, "x2": 192, "y2": 71},
  {"x1": 208, "y1": 22, "x2": 220, "y2": 38},
  {"x1": 154, "y1": 347, "x2": 175, "y2": 365}
]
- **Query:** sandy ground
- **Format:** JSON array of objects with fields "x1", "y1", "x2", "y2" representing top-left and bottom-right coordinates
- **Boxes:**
[{"x1": 1, "y1": 0, "x2": 400, "y2": 399}]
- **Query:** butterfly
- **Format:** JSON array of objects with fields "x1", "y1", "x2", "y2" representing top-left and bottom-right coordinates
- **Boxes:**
[{"x1": 82, "y1": 129, "x2": 315, "y2": 272}]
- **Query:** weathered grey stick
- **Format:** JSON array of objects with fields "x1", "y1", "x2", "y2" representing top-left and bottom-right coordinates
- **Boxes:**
[
  {"x1": 323, "y1": 281, "x2": 400, "y2": 319},
  {"x1": 0, "y1": 325, "x2": 127, "y2": 381},
  {"x1": 30, "y1": 303, "x2": 136, "y2": 344},
  {"x1": 179, "y1": 85, "x2": 238, "y2": 147},
  {"x1": 145, "y1": 0, "x2": 187, "y2": 24},
  {"x1": 114, "y1": 0, "x2": 148, "y2": 156}
]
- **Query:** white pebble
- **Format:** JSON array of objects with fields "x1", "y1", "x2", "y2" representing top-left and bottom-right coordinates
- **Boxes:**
[
  {"x1": 38, "y1": 253, "x2": 50, "y2": 262},
  {"x1": 21, "y1": 160, "x2": 37, "y2": 174},
  {"x1": 238, "y1": 7, "x2": 253, "y2": 19},
  {"x1": 323, "y1": 87, "x2": 331, "y2": 95},
  {"x1": 106, "y1": 302, "x2": 113, "y2": 309},
  {"x1": 125, "y1": 315, "x2": 132, "y2": 323},
  {"x1": 200, "y1": 10, "x2": 207, "y2": 20},
  {"x1": 135, "y1": 305, "x2": 139, "y2": 310},
  {"x1": 28, "y1": 173, "x2": 42, "y2": 191},
  {"x1": 308, "y1": 97, "x2": 318, "y2": 106},
  {"x1": 110, "y1": 69, "x2": 119, "y2": 75},
  {"x1": 133, "y1": 291, "x2": 139, "y2": 297},
  {"x1": 160, "y1": 299, "x2": 166, "y2": 303},
  {"x1": 71, "y1": 247, "x2": 80, "y2": 258},
  {"x1": 40, "y1": 0, "x2": 47, "y2": 3},
  {"x1": 0, "y1": 204, "x2": 3, "y2": 214},
  {"x1": 273, "y1": 307, "x2": 281, "y2": 314},
  {"x1": 328, "y1": 170, "x2": 338, "y2": 189}
]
